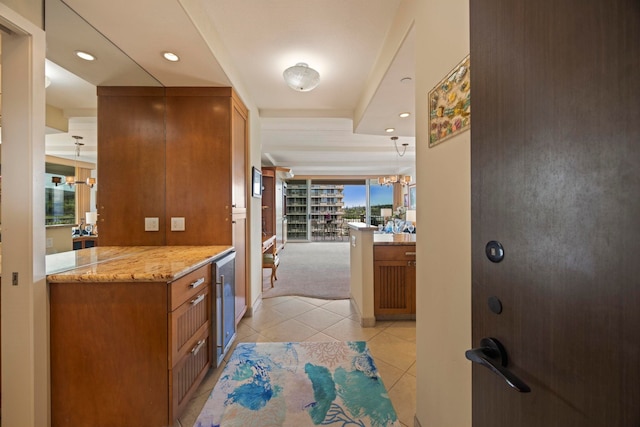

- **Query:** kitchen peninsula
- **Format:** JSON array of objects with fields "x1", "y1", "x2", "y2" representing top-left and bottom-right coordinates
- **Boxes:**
[
  {"x1": 348, "y1": 223, "x2": 416, "y2": 327},
  {"x1": 46, "y1": 245, "x2": 234, "y2": 427}
]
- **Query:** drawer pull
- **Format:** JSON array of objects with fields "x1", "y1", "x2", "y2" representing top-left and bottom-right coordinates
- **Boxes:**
[
  {"x1": 189, "y1": 277, "x2": 206, "y2": 289},
  {"x1": 191, "y1": 339, "x2": 206, "y2": 355},
  {"x1": 405, "y1": 252, "x2": 416, "y2": 256},
  {"x1": 190, "y1": 294, "x2": 206, "y2": 306}
]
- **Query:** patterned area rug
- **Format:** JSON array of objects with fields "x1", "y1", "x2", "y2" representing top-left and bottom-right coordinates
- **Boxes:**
[{"x1": 195, "y1": 341, "x2": 400, "y2": 427}]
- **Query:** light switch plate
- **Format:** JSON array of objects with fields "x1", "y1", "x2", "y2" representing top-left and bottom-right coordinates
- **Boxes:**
[
  {"x1": 171, "y1": 217, "x2": 185, "y2": 231},
  {"x1": 145, "y1": 217, "x2": 159, "y2": 232}
]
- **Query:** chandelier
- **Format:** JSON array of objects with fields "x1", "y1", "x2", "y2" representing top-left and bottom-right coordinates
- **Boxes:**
[
  {"x1": 378, "y1": 136, "x2": 411, "y2": 186},
  {"x1": 283, "y1": 63, "x2": 321, "y2": 92},
  {"x1": 378, "y1": 175, "x2": 412, "y2": 186},
  {"x1": 51, "y1": 135, "x2": 96, "y2": 188}
]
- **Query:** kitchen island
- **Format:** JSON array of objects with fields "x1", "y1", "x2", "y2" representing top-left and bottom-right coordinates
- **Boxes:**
[
  {"x1": 348, "y1": 223, "x2": 416, "y2": 326},
  {"x1": 47, "y1": 245, "x2": 234, "y2": 427}
]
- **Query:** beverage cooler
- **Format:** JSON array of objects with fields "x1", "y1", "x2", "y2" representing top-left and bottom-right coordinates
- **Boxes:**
[{"x1": 212, "y1": 250, "x2": 236, "y2": 367}]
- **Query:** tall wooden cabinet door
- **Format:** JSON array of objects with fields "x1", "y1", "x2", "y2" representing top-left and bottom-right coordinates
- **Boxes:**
[
  {"x1": 230, "y1": 93, "x2": 248, "y2": 324},
  {"x1": 97, "y1": 87, "x2": 166, "y2": 246},
  {"x1": 374, "y1": 260, "x2": 413, "y2": 316},
  {"x1": 232, "y1": 215, "x2": 247, "y2": 324},
  {"x1": 470, "y1": 0, "x2": 640, "y2": 425},
  {"x1": 165, "y1": 89, "x2": 232, "y2": 245},
  {"x1": 231, "y1": 96, "x2": 248, "y2": 211}
]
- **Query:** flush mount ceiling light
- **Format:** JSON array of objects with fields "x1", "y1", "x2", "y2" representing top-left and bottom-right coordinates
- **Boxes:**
[
  {"x1": 163, "y1": 52, "x2": 180, "y2": 62},
  {"x1": 75, "y1": 50, "x2": 96, "y2": 61},
  {"x1": 283, "y1": 63, "x2": 320, "y2": 92},
  {"x1": 399, "y1": 112, "x2": 410, "y2": 118},
  {"x1": 385, "y1": 128, "x2": 395, "y2": 133}
]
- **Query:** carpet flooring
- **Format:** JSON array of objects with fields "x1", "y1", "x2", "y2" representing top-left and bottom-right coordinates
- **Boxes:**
[
  {"x1": 262, "y1": 242, "x2": 350, "y2": 300},
  {"x1": 194, "y1": 341, "x2": 401, "y2": 427}
]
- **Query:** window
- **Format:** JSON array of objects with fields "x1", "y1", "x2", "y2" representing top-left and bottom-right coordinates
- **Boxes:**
[
  {"x1": 368, "y1": 179, "x2": 393, "y2": 226},
  {"x1": 45, "y1": 163, "x2": 76, "y2": 225}
]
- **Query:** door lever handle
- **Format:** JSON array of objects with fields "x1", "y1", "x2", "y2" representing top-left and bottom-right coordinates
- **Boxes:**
[{"x1": 465, "y1": 337, "x2": 531, "y2": 393}]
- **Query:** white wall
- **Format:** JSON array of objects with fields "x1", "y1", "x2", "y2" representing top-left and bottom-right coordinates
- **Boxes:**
[
  {"x1": 415, "y1": 0, "x2": 471, "y2": 426},
  {"x1": 1, "y1": 3, "x2": 49, "y2": 426}
]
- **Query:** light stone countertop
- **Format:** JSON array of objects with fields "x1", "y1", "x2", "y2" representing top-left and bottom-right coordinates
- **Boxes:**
[{"x1": 46, "y1": 246, "x2": 233, "y2": 283}]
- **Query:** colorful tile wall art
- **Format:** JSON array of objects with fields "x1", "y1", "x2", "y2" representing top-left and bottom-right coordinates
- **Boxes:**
[{"x1": 428, "y1": 55, "x2": 470, "y2": 147}]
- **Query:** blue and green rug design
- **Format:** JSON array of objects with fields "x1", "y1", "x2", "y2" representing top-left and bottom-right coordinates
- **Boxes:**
[{"x1": 195, "y1": 341, "x2": 400, "y2": 427}]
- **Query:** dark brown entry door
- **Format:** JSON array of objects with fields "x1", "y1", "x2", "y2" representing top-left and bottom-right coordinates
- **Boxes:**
[{"x1": 470, "y1": 0, "x2": 639, "y2": 425}]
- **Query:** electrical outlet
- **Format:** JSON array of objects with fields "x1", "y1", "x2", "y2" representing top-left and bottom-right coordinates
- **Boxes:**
[
  {"x1": 171, "y1": 217, "x2": 185, "y2": 231},
  {"x1": 145, "y1": 217, "x2": 159, "y2": 232}
]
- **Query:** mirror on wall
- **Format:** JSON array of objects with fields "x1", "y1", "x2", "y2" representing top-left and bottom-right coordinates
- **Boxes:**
[
  {"x1": 44, "y1": 0, "x2": 162, "y2": 165},
  {"x1": 39, "y1": 0, "x2": 163, "y2": 236}
]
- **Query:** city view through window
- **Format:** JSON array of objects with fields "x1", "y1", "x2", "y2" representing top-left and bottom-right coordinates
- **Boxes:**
[
  {"x1": 342, "y1": 182, "x2": 393, "y2": 225},
  {"x1": 286, "y1": 179, "x2": 397, "y2": 240}
]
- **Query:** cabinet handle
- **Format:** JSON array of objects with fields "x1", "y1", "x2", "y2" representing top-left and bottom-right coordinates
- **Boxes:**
[
  {"x1": 405, "y1": 252, "x2": 416, "y2": 256},
  {"x1": 189, "y1": 277, "x2": 205, "y2": 289},
  {"x1": 190, "y1": 294, "x2": 205, "y2": 306},
  {"x1": 217, "y1": 275, "x2": 224, "y2": 349},
  {"x1": 190, "y1": 339, "x2": 206, "y2": 356}
]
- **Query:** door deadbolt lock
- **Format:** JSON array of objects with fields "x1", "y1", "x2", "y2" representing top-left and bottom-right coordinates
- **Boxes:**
[{"x1": 485, "y1": 241, "x2": 505, "y2": 263}]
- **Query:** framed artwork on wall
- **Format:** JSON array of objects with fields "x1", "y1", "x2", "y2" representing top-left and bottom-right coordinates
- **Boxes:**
[
  {"x1": 252, "y1": 167, "x2": 262, "y2": 198},
  {"x1": 428, "y1": 54, "x2": 471, "y2": 147}
]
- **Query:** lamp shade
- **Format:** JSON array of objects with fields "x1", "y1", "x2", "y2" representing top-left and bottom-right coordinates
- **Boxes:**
[
  {"x1": 86, "y1": 211, "x2": 98, "y2": 225},
  {"x1": 283, "y1": 63, "x2": 320, "y2": 92},
  {"x1": 405, "y1": 209, "x2": 416, "y2": 223},
  {"x1": 380, "y1": 208, "x2": 393, "y2": 218}
]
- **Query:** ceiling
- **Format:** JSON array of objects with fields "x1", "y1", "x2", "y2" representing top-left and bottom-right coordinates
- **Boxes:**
[{"x1": 43, "y1": 0, "x2": 416, "y2": 178}]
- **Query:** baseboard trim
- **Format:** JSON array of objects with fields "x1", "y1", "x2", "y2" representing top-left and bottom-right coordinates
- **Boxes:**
[
  {"x1": 245, "y1": 294, "x2": 263, "y2": 317},
  {"x1": 349, "y1": 294, "x2": 377, "y2": 327},
  {"x1": 361, "y1": 316, "x2": 376, "y2": 328}
]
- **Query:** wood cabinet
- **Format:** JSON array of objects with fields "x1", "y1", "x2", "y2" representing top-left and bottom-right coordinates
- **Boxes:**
[
  {"x1": 96, "y1": 87, "x2": 166, "y2": 246},
  {"x1": 97, "y1": 87, "x2": 249, "y2": 323},
  {"x1": 373, "y1": 245, "x2": 416, "y2": 318},
  {"x1": 50, "y1": 264, "x2": 213, "y2": 427},
  {"x1": 72, "y1": 236, "x2": 97, "y2": 250}
]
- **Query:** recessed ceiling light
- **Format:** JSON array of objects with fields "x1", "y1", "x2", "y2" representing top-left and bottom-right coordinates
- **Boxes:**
[
  {"x1": 163, "y1": 52, "x2": 180, "y2": 62},
  {"x1": 385, "y1": 128, "x2": 395, "y2": 133},
  {"x1": 75, "y1": 50, "x2": 96, "y2": 61},
  {"x1": 399, "y1": 112, "x2": 411, "y2": 118}
]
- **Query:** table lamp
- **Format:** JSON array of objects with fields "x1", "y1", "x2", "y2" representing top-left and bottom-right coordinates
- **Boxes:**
[
  {"x1": 85, "y1": 212, "x2": 98, "y2": 235},
  {"x1": 405, "y1": 209, "x2": 416, "y2": 225}
]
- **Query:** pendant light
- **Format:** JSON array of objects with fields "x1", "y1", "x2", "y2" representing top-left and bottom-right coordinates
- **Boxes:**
[{"x1": 51, "y1": 135, "x2": 96, "y2": 188}]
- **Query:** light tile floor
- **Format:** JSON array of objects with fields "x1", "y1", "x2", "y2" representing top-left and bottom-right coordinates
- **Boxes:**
[{"x1": 177, "y1": 296, "x2": 416, "y2": 427}]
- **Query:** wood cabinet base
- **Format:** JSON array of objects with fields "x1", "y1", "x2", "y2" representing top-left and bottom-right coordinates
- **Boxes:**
[{"x1": 50, "y1": 265, "x2": 213, "y2": 426}]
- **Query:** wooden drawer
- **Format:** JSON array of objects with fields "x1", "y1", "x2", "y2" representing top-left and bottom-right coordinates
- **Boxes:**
[
  {"x1": 170, "y1": 286, "x2": 210, "y2": 365},
  {"x1": 170, "y1": 264, "x2": 211, "y2": 310},
  {"x1": 374, "y1": 245, "x2": 416, "y2": 261},
  {"x1": 170, "y1": 329, "x2": 211, "y2": 421}
]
